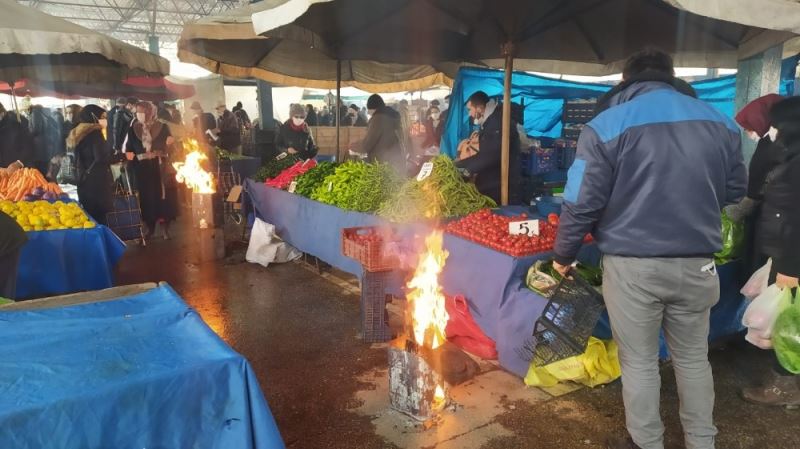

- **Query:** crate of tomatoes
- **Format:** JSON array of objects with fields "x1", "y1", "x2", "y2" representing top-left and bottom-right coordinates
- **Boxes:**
[
  {"x1": 445, "y1": 209, "x2": 591, "y2": 257},
  {"x1": 341, "y1": 226, "x2": 400, "y2": 272}
]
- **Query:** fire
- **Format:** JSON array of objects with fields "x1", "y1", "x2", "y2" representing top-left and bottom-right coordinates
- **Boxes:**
[
  {"x1": 406, "y1": 231, "x2": 449, "y2": 350},
  {"x1": 173, "y1": 140, "x2": 215, "y2": 194},
  {"x1": 433, "y1": 384, "x2": 446, "y2": 405}
]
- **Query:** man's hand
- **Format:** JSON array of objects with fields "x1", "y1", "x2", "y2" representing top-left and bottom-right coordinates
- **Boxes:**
[
  {"x1": 553, "y1": 261, "x2": 572, "y2": 278},
  {"x1": 287, "y1": 147, "x2": 298, "y2": 154},
  {"x1": 777, "y1": 273, "x2": 799, "y2": 289}
]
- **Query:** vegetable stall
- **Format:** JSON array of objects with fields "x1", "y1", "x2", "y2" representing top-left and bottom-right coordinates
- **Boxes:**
[{"x1": 242, "y1": 155, "x2": 749, "y2": 377}]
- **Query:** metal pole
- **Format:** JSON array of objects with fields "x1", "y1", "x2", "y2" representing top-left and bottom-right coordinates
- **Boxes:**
[
  {"x1": 336, "y1": 59, "x2": 342, "y2": 161},
  {"x1": 500, "y1": 43, "x2": 514, "y2": 206}
]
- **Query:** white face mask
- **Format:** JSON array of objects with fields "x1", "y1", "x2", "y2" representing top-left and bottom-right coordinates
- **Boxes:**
[
  {"x1": 768, "y1": 126, "x2": 779, "y2": 142},
  {"x1": 292, "y1": 117, "x2": 305, "y2": 126},
  {"x1": 431, "y1": 112, "x2": 441, "y2": 120},
  {"x1": 746, "y1": 130, "x2": 760, "y2": 142},
  {"x1": 136, "y1": 112, "x2": 146, "y2": 123}
]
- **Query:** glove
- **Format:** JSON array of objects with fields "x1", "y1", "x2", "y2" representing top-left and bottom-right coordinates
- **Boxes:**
[{"x1": 724, "y1": 196, "x2": 758, "y2": 222}]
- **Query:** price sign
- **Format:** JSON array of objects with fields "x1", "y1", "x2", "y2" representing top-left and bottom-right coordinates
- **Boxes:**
[
  {"x1": 509, "y1": 219, "x2": 540, "y2": 237},
  {"x1": 288, "y1": 181, "x2": 298, "y2": 193},
  {"x1": 416, "y1": 162, "x2": 434, "y2": 181},
  {"x1": 276, "y1": 152, "x2": 288, "y2": 160},
  {"x1": 328, "y1": 181, "x2": 333, "y2": 192}
]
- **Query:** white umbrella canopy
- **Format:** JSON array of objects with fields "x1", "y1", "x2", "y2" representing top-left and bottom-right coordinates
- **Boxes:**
[
  {"x1": 178, "y1": 2, "x2": 456, "y2": 92},
  {"x1": 0, "y1": 0, "x2": 169, "y2": 84},
  {"x1": 252, "y1": 0, "x2": 796, "y2": 76},
  {"x1": 666, "y1": 0, "x2": 800, "y2": 34}
]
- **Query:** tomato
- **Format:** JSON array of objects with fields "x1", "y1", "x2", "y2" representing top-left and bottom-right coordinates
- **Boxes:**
[{"x1": 547, "y1": 213, "x2": 559, "y2": 226}]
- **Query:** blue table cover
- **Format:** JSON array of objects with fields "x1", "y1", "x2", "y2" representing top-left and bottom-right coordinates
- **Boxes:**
[
  {"x1": 16, "y1": 224, "x2": 127, "y2": 299},
  {"x1": 244, "y1": 180, "x2": 746, "y2": 377},
  {"x1": 0, "y1": 284, "x2": 284, "y2": 449}
]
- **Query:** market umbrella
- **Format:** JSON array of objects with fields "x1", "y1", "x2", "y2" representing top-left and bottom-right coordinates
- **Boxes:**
[
  {"x1": 0, "y1": 77, "x2": 195, "y2": 102},
  {"x1": 252, "y1": 0, "x2": 797, "y2": 204},
  {"x1": 0, "y1": 0, "x2": 169, "y2": 86},
  {"x1": 666, "y1": 0, "x2": 800, "y2": 33}
]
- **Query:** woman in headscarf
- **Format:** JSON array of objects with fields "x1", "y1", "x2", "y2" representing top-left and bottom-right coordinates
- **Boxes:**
[
  {"x1": 125, "y1": 101, "x2": 178, "y2": 239},
  {"x1": 66, "y1": 104, "x2": 113, "y2": 225},
  {"x1": 734, "y1": 95, "x2": 800, "y2": 407}
]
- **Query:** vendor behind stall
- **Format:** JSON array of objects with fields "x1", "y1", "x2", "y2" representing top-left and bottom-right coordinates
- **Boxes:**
[
  {"x1": 455, "y1": 91, "x2": 521, "y2": 204},
  {"x1": 276, "y1": 104, "x2": 318, "y2": 159}
]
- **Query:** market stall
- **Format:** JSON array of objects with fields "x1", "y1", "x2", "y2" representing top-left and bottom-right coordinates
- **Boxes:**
[
  {"x1": 0, "y1": 283, "x2": 284, "y2": 449},
  {"x1": 243, "y1": 178, "x2": 747, "y2": 377}
]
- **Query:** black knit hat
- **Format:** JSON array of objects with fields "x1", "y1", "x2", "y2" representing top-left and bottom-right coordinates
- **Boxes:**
[{"x1": 366, "y1": 94, "x2": 385, "y2": 110}]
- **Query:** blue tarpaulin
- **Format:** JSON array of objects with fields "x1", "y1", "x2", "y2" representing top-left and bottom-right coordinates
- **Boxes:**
[
  {"x1": 17, "y1": 225, "x2": 127, "y2": 299},
  {"x1": 0, "y1": 284, "x2": 285, "y2": 449},
  {"x1": 243, "y1": 181, "x2": 746, "y2": 376},
  {"x1": 442, "y1": 56, "x2": 799, "y2": 157}
]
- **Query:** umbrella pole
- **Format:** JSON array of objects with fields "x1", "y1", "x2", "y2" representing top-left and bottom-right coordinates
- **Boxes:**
[
  {"x1": 336, "y1": 59, "x2": 342, "y2": 162},
  {"x1": 500, "y1": 43, "x2": 514, "y2": 206}
]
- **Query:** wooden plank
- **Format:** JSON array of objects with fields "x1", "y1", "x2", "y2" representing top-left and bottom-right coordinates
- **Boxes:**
[{"x1": 0, "y1": 283, "x2": 160, "y2": 311}]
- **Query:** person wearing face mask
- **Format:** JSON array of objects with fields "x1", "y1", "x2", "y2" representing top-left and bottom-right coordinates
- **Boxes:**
[
  {"x1": 66, "y1": 104, "x2": 113, "y2": 225},
  {"x1": 734, "y1": 96, "x2": 800, "y2": 407},
  {"x1": 211, "y1": 101, "x2": 242, "y2": 154},
  {"x1": 275, "y1": 104, "x2": 318, "y2": 160},
  {"x1": 454, "y1": 90, "x2": 521, "y2": 204},
  {"x1": 125, "y1": 101, "x2": 178, "y2": 239},
  {"x1": 422, "y1": 105, "x2": 445, "y2": 149}
]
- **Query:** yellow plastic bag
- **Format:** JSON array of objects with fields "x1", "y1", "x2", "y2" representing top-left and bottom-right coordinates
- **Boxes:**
[{"x1": 524, "y1": 337, "x2": 621, "y2": 388}]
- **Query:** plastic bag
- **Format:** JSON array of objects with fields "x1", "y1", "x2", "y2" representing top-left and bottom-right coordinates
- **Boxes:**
[
  {"x1": 742, "y1": 284, "x2": 788, "y2": 339},
  {"x1": 246, "y1": 218, "x2": 302, "y2": 267},
  {"x1": 741, "y1": 259, "x2": 772, "y2": 300},
  {"x1": 524, "y1": 337, "x2": 621, "y2": 388},
  {"x1": 714, "y1": 210, "x2": 744, "y2": 265},
  {"x1": 445, "y1": 295, "x2": 498, "y2": 360},
  {"x1": 745, "y1": 328, "x2": 773, "y2": 349},
  {"x1": 773, "y1": 290, "x2": 800, "y2": 373},
  {"x1": 526, "y1": 260, "x2": 560, "y2": 297}
]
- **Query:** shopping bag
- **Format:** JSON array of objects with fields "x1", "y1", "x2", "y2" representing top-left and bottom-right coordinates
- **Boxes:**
[
  {"x1": 742, "y1": 259, "x2": 772, "y2": 300},
  {"x1": 246, "y1": 218, "x2": 302, "y2": 267},
  {"x1": 524, "y1": 337, "x2": 621, "y2": 388},
  {"x1": 745, "y1": 328, "x2": 774, "y2": 349},
  {"x1": 772, "y1": 289, "x2": 800, "y2": 374},
  {"x1": 742, "y1": 284, "x2": 788, "y2": 339},
  {"x1": 444, "y1": 295, "x2": 498, "y2": 360},
  {"x1": 714, "y1": 210, "x2": 744, "y2": 265}
]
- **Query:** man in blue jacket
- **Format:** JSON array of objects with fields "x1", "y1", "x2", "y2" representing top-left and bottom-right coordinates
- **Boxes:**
[{"x1": 553, "y1": 50, "x2": 747, "y2": 449}]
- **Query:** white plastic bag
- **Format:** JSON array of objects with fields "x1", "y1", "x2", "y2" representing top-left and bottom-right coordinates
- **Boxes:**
[
  {"x1": 741, "y1": 259, "x2": 772, "y2": 300},
  {"x1": 745, "y1": 328, "x2": 774, "y2": 349},
  {"x1": 742, "y1": 284, "x2": 784, "y2": 339},
  {"x1": 246, "y1": 218, "x2": 302, "y2": 267}
]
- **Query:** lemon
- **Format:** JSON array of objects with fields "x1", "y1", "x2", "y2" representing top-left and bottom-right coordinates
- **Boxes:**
[
  {"x1": 22, "y1": 225, "x2": 32, "y2": 232},
  {"x1": 33, "y1": 225, "x2": 44, "y2": 231},
  {"x1": 83, "y1": 222, "x2": 96, "y2": 229}
]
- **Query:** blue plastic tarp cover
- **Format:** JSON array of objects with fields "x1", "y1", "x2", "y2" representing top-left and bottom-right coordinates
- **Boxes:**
[
  {"x1": 17, "y1": 224, "x2": 127, "y2": 299},
  {"x1": 0, "y1": 284, "x2": 285, "y2": 449}
]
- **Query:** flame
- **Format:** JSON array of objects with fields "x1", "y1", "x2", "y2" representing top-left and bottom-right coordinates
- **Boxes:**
[
  {"x1": 433, "y1": 384, "x2": 446, "y2": 408},
  {"x1": 173, "y1": 140, "x2": 215, "y2": 194},
  {"x1": 406, "y1": 231, "x2": 449, "y2": 350}
]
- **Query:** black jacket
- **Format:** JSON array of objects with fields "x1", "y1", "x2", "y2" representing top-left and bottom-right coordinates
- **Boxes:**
[
  {"x1": 755, "y1": 143, "x2": 800, "y2": 277},
  {"x1": 0, "y1": 210, "x2": 26, "y2": 258},
  {"x1": 455, "y1": 102, "x2": 521, "y2": 204},
  {"x1": 275, "y1": 120, "x2": 318, "y2": 159},
  {"x1": 69, "y1": 125, "x2": 114, "y2": 224},
  {"x1": 0, "y1": 115, "x2": 35, "y2": 167},
  {"x1": 109, "y1": 106, "x2": 133, "y2": 152}
]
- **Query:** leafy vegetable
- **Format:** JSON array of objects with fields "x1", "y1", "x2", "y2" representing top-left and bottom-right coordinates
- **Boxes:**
[
  {"x1": 294, "y1": 161, "x2": 339, "y2": 197},
  {"x1": 255, "y1": 154, "x2": 300, "y2": 182},
  {"x1": 310, "y1": 161, "x2": 399, "y2": 212},
  {"x1": 774, "y1": 293, "x2": 800, "y2": 374},
  {"x1": 377, "y1": 155, "x2": 495, "y2": 222}
]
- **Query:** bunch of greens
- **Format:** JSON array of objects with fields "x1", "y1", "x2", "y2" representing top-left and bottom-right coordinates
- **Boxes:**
[
  {"x1": 310, "y1": 161, "x2": 399, "y2": 212},
  {"x1": 774, "y1": 291, "x2": 800, "y2": 374},
  {"x1": 293, "y1": 161, "x2": 339, "y2": 197},
  {"x1": 377, "y1": 155, "x2": 496, "y2": 222},
  {"x1": 255, "y1": 154, "x2": 300, "y2": 182}
]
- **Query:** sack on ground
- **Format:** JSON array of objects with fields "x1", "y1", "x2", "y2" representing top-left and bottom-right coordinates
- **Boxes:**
[
  {"x1": 524, "y1": 337, "x2": 621, "y2": 388},
  {"x1": 741, "y1": 259, "x2": 772, "y2": 300},
  {"x1": 246, "y1": 218, "x2": 302, "y2": 267},
  {"x1": 742, "y1": 284, "x2": 788, "y2": 339}
]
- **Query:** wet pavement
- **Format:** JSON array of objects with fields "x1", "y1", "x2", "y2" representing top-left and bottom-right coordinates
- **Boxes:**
[{"x1": 114, "y1": 220, "x2": 799, "y2": 449}]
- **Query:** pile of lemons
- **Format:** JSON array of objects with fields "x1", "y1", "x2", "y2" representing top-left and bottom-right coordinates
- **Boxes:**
[{"x1": 0, "y1": 200, "x2": 95, "y2": 232}]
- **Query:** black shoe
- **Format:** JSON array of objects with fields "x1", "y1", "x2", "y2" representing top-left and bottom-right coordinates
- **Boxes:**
[{"x1": 606, "y1": 437, "x2": 642, "y2": 449}]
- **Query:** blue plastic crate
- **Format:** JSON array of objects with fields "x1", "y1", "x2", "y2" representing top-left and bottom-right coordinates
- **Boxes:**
[{"x1": 522, "y1": 149, "x2": 558, "y2": 176}]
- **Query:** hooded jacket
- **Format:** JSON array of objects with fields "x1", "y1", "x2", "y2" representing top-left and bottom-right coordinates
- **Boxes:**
[{"x1": 554, "y1": 72, "x2": 747, "y2": 264}]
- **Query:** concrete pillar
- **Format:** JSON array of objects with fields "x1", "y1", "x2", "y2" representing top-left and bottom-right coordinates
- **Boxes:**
[
  {"x1": 734, "y1": 44, "x2": 783, "y2": 162},
  {"x1": 147, "y1": 35, "x2": 160, "y2": 55},
  {"x1": 256, "y1": 80, "x2": 274, "y2": 130}
]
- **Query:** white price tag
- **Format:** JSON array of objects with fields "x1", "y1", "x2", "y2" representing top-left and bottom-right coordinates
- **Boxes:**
[
  {"x1": 416, "y1": 162, "x2": 434, "y2": 181},
  {"x1": 509, "y1": 219, "x2": 540, "y2": 237},
  {"x1": 276, "y1": 152, "x2": 288, "y2": 160},
  {"x1": 328, "y1": 181, "x2": 333, "y2": 192},
  {"x1": 288, "y1": 181, "x2": 297, "y2": 193}
]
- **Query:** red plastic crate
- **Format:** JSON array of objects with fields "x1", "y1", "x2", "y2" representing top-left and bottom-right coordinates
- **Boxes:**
[{"x1": 341, "y1": 226, "x2": 399, "y2": 272}]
